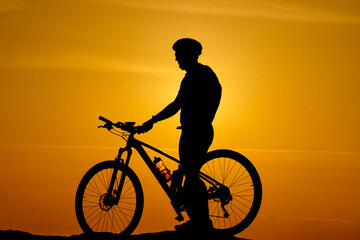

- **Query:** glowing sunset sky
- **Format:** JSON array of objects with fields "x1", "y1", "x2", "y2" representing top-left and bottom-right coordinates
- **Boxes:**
[{"x1": 0, "y1": 0, "x2": 359, "y2": 239}]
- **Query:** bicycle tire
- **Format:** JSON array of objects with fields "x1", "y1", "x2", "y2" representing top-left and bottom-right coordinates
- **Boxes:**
[
  {"x1": 75, "y1": 161, "x2": 144, "y2": 237},
  {"x1": 201, "y1": 149, "x2": 262, "y2": 235}
]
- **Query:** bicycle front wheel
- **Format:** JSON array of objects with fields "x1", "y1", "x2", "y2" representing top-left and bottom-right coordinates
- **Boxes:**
[
  {"x1": 75, "y1": 161, "x2": 143, "y2": 237},
  {"x1": 201, "y1": 149, "x2": 262, "y2": 235}
]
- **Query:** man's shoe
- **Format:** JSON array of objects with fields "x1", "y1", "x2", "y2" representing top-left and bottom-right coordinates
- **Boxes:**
[
  {"x1": 175, "y1": 219, "x2": 214, "y2": 233},
  {"x1": 174, "y1": 220, "x2": 194, "y2": 232}
]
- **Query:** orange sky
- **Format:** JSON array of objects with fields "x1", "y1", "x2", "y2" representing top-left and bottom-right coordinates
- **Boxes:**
[{"x1": 0, "y1": 0, "x2": 360, "y2": 239}]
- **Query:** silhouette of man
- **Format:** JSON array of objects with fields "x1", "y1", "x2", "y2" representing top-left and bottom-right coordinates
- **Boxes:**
[{"x1": 142, "y1": 38, "x2": 222, "y2": 232}]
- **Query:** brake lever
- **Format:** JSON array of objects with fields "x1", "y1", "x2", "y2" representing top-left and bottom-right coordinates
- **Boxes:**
[
  {"x1": 135, "y1": 126, "x2": 145, "y2": 134},
  {"x1": 98, "y1": 123, "x2": 113, "y2": 130}
]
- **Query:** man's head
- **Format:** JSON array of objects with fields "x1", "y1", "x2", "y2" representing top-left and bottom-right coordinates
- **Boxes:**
[{"x1": 173, "y1": 38, "x2": 202, "y2": 71}]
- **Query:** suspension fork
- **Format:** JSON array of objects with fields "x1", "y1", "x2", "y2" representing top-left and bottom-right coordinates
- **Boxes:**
[{"x1": 106, "y1": 145, "x2": 133, "y2": 205}]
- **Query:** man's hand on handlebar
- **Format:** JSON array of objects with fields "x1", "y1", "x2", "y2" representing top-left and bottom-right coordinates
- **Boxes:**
[
  {"x1": 140, "y1": 118, "x2": 155, "y2": 133},
  {"x1": 99, "y1": 116, "x2": 158, "y2": 134}
]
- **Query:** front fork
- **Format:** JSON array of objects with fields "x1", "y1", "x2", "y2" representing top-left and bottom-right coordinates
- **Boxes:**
[{"x1": 106, "y1": 147, "x2": 131, "y2": 206}]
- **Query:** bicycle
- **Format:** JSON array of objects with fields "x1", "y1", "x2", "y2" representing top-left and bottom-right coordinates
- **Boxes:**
[{"x1": 75, "y1": 116, "x2": 262, "y2": 237}]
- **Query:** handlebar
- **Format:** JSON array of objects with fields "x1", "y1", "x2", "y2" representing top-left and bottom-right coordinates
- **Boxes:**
[
  {"x1": 99, "y1": 116, "x2": 114, "y2": 125},
  {"x1": 98, "y1": 116, "x2": 142, "y2": 134}
]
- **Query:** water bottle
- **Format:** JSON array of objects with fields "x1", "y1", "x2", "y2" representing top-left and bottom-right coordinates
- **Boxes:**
[{"x1": 154, "y1": 157, "x2": 172, "y2": 182}]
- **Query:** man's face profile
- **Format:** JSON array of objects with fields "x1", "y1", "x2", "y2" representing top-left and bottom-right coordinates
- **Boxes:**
[{"x1": 175, "y1": 52, "x2": 197, "y2": 71}]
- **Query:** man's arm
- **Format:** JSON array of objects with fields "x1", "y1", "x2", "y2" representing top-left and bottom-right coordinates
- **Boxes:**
[
  {"x1": 141, "y1": 94, "x2": 181, "y2": 132},
  {"x1": 153, "y1": 97, "x2": 181, "y2": 122}
]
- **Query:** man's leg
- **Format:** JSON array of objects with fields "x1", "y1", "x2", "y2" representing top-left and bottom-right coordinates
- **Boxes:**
[
  {"x1": 177, "y1": 127, "x2": 213, "y2": 231},
  {"x1": 183, "y1": 171, "x2": 209, "y2": 228}
]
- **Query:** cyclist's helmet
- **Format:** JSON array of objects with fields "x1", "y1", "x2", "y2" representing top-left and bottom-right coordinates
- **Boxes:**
[{"x1": 172, "y1": 38, "x2": 202, "y2": 57}]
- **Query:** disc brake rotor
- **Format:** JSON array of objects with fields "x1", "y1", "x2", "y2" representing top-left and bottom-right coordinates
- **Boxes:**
[{"x1": 99, "y1": 193, "x2": 115, "y2": 211}]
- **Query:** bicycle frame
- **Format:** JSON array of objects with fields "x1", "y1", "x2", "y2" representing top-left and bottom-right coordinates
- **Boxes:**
[{"x1": 107, "y1": 131, "x2": 223, "y2": 222}]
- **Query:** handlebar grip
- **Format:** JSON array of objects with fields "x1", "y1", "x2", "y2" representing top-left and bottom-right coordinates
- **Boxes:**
[{"x1": 99, "y1": 116, "x2": 114, "y2": 125}]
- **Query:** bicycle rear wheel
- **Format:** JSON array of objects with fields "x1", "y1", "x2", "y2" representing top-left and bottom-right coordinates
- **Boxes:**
[
  {"x1": 75, "y1": 161, "x2": 143, "y2": 237},
  {"x1": 201, "y1": 149, "x2": 262, "y2": 235}
]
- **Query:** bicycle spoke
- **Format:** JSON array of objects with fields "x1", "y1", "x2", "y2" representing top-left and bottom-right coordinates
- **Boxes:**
[
  {"x1": 223, "y1": 157, "x2": 231, "y2": 180},
  {"x1": 114, "y1": 209, "x2": 131, "y2": 225},
  {"x1": 231, "y1": 180, "x2": 252, "y2": 188},
  {"x1": 111, "y1": 208, "x2": 115, "y2": 232},
  {"x1": 202, "y1": 164, "x2": 211, "y2": 178},
  {"x1": 88, "y1": 180, "x2": 101, "y2": 195},
  {"x1": 96, "y1": 172, "x2": 107, "y2": 191},
  {"x1": 228, "y1": 202, "x2": 243, "y2": 220},
  {"x1": 101, "y1": 211, "x2": 107, "y2": 231},
  {"x1": 121, "y1": 183, "x2": 134, "y2": 198},
  {"x1": 223, "y1": 159, "x2": 237, "y2": 183},
  {"x1": 95, "y1": 211, "x2": 105, "y2": 231},
  {"x1": 106, "y1": 169, "x2": 111, "y2": 191},
  {"x1": 204, "y1": 159, "x2": 216, "y2": 180},
  {"x1": 229, "y1": 201, "x2": 248, "y2": 216},
  {"x1": 218, "y1": 157, "x2": 224, "y2": 181},
  {"x1": 114, "y1": 205, "x2": 134, "y2": 218},
  {"x1": 112, "y1": 208, "x2": 123, "y2": 231},
  {"x1": 100, "y1": 170, "x2": 107, "y2": 191},
  {"x1": 237, "y1": 188, "x2": 254, "y2": 194},
  {"x1": 121, "y1": 191, "x2": 136, "y2": 200},
  {"x1": 92, "y1": 177, "x2": 103, "y2": 195},
  {"x1": 89, "y1": 208, "x2": 103, "y2": 227},
  {"x1": 229, "y1": 168, "x2": 246, "y2": 188},
  {"x1": 113, "y1": 206, "x2": 127, "y2": 229},
  {"x1": 235, "y1": 195, "x2": 254, "y2": 203},
  {"x1": 84, "y1": 193, "x2": 100, "y2": 198},
  {"x1": 83, "y1": 199, "x2": 98, "y2": 204},
  {"x1": 233, "y1": 198, "x2": 252, "y2": 210},
  {"x1": 86, "y1": 207, "x2": 102, "y2": 221},
  {"x1": 119, "y1": 200, "x2": 136, "y2": 206},
  {"x1": 83, "y1": 204, "x2": 99, "y2": 214}
]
